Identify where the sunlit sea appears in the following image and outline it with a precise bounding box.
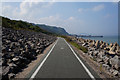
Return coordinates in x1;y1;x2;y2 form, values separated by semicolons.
80;36;120;46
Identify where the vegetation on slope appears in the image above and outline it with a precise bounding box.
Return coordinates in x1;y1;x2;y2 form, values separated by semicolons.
1;16;54;35
61;35;88;53
36;24;69;35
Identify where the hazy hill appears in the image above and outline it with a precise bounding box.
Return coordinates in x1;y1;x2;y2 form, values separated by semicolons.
2;16;69;36
36;24;69;35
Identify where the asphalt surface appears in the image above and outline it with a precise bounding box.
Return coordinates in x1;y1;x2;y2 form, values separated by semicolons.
31;37;99;79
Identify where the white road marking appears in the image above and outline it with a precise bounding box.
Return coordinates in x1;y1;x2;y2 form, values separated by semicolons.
64;38;95;80
60;47;64;49
29;38;59;79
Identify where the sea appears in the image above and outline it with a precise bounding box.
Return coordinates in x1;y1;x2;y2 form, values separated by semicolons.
79;36;120;46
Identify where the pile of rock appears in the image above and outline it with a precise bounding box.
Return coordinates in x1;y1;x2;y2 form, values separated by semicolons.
73;37;120;77
0;26;2;80
2;27;56;79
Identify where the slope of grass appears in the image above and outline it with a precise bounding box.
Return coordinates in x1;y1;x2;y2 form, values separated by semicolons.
1;16;55;35
70;41;88;53
60;35;88;53
36;24;69;35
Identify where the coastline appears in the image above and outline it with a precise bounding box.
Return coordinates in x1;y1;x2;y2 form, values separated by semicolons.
65;36;120;78
80;36;119;46
70;43;110;78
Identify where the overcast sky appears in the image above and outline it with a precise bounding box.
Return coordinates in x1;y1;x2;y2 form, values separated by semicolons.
2;1;118;36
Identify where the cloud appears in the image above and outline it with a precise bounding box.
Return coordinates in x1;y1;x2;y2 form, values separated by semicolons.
78;4;104;13
78;8;83;13
2;1;54;20
1;0;119;2
68;17;75;20
92;4;104;11
19;0;54;15
2;5;13;17
37;15;85;34
104;14;112;18
38;15;62;25
2;2;117;35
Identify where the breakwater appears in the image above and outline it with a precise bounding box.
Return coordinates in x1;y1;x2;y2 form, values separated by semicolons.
2;27;56;79
70;36;120;78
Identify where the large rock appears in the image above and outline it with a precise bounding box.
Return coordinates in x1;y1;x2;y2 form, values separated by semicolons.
89;40;95;47
2;27;57;79
2;66;10;76
109;55;119;70
95;40;100;49
100;42;106;49
100;41;103;45
82;43;88;46
112;70;118;76
113;42;118;47
109;46;117;55
102;64;110;70
12;57;19;62
110;46;116;52
103;56;109;64
109;43;113;48
116;46;120;54
97;51;105;59
8;73;15;79
93;51;99;56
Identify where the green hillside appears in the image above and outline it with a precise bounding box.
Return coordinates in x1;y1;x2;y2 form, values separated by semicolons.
1;16;53;35
36;24;69;35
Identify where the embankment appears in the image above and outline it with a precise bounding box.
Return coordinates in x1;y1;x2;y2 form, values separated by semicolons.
2;27;56;79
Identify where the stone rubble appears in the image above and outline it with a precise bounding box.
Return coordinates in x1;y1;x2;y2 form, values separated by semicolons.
70;36;120;78
2;27;56;79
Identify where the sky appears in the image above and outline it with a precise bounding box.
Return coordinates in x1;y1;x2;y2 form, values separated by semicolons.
1;1;118;36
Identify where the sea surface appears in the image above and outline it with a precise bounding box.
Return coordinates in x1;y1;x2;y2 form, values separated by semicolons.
80;36;120;46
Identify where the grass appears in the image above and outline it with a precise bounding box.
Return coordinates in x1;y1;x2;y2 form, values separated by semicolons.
91;57;97;61
70;41;88;53
60;35;88;53
100;64;103;74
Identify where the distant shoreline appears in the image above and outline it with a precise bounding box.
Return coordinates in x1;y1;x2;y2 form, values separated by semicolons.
73;34;103;38
79;36;103;37
79;36;119;46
